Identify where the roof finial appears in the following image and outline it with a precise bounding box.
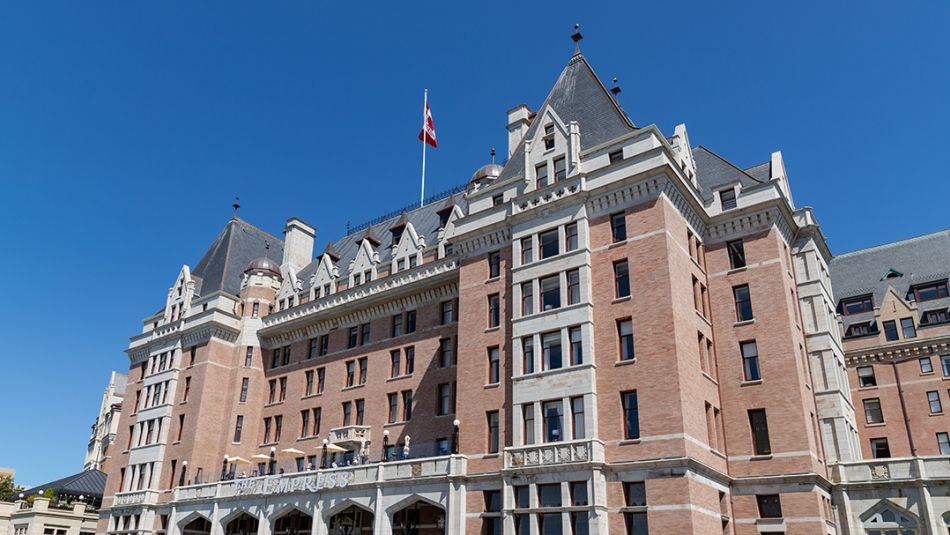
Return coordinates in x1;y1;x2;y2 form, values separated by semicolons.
264;240;270;252
232;197;241;218
571;24;583;54
610;78;622;96
490;147;496;164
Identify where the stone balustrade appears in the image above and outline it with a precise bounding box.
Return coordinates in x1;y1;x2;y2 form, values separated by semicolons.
504;439;605;469
832;455;950;484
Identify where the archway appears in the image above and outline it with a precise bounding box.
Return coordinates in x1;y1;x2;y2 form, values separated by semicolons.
224;513;259;535
863;502;918;535
328;505;373;535
182;516;212;535
392;501;445;535
274;509;312;535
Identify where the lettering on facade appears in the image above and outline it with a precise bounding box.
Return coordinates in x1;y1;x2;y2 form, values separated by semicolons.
234;472;351;496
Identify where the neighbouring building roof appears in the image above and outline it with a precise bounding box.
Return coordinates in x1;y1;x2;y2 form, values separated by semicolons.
496;52;636;183
20;469;107;501
692;146;766;203
191;217;284;296
830;230;950;306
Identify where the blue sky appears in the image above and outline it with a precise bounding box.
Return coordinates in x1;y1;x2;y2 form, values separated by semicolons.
1;1;949;485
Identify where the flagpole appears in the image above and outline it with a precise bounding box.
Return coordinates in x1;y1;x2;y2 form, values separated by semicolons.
420;89;428;208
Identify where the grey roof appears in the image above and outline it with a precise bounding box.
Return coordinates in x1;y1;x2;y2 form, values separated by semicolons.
191;217;284;296
496;52;636;183
692;146;766;202
21;469;107;500
744;161;771;182
297;194;466;286
830;230;950;324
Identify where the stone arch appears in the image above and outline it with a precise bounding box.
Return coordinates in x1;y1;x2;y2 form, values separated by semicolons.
222;511;259;535
385;493;445;515
178;512;213;534
860;499;919;532
325;499;374;535
324;497;374;518
271;505;313;535
390;497;445;535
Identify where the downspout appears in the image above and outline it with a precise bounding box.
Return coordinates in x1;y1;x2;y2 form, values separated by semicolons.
891;361;917;456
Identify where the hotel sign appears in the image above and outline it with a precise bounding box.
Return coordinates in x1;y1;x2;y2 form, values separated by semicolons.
234;472;351;496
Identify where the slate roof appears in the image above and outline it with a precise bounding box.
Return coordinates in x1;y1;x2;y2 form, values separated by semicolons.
692;146;766;203
191;217;284;296
297;194;467;286
496;52;636;183
21;469;107;500
744;161;771;182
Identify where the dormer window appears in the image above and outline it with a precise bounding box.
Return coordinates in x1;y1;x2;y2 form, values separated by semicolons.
720;188;737;210
554;157;566;181
537;163;549;188
391;230;401;248
543;124;555;150
922;308;950;325
840;294;873;315
906;280;949;302
609;150;623;164
844;321;878;338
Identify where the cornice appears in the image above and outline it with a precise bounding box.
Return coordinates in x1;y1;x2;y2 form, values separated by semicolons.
704;201;794;246
844;334;950;366
128;322;241;363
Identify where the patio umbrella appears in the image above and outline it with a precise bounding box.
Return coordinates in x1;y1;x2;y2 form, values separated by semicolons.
227;456;251;464
251;454;272;461
322;443;347;453
281;448;306;456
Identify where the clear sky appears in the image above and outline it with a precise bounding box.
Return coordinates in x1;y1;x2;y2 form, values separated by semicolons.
1;1;949;486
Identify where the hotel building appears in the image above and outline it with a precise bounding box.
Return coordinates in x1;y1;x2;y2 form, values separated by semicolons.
97;35;949;534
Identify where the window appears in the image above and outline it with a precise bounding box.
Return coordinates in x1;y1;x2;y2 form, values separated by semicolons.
345;361;355;387
553;156;566;181
537;162;550;188
522;337;535;374
251;302;260;318
542;331;562;370
240;377;249;402
719;187;737;210
244;347;254;367
273;415;282;442
906;280;949;302
492;194;503;206
927;391;942;413
733;285;753;321
271;349;280;369
622;391;640;439
233;416;243;442
846;321;877;338
355;399;365;425
741;341;761;381
624;511;648;534
943;355;950;376
312;408;321;436
864;398;884;424
358;357;367;385
318;335;328;356
624;481;646;507
482;491;502;535
612;260;631;298
901;317;917;339
920;357;934;374
406;310;416;333
756;495;782;518
359;323;370;346
521;237;533;264
542;400;563;442
316;368;325;393
521;282;534;315
279;377;287;401
523;404;535;445
569;327;583;365
938;432;950;455
748;409;771;455
870;438;890;458
857;366;877;387
341;401;352;426
540;276;560;311
183;377;191;402
441;300;455;324
565;223;578;251
610;212;627;242
488;251;501;278
727;239;746;269
268;379;277;404
438;383;452;416
618;319;634;361
571;396;585;439
922;308;950;325
487;411;499;453
282;346;291;366
388;393;398;423
539;229;559;259
303;371;315;397
308;338;318;359
300;410;310;437
488;294;500;328
883;320;899;341
566;269;581;305
841;294;874;315
392;314;403;337
347;327;358;348
609;149;624;163
488;347;500;384
390;350;401;377
405;346;415;374
439;338;454;368
263;417;272;444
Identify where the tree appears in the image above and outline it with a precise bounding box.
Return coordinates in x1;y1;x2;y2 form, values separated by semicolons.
0;475;25;502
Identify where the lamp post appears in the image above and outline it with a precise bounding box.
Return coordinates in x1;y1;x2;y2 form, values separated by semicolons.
221;455;229;480
181;460;188;486
382;429;390;462
322;439;329;469
452;419;460;455
269;447;276;475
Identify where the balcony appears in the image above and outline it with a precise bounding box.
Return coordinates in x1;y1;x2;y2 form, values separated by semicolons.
504;439;605;469
172;455;467;502
112;490;160;506
328;425;371;449
832;455;950;484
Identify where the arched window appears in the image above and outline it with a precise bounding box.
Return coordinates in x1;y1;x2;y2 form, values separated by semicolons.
863;504;918;535
273;510;312;535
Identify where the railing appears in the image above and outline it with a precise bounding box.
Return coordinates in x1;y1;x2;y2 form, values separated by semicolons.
328;425;371;446
113;490;160;506
173;455;466;502
832;456;950;484
504;439;605;469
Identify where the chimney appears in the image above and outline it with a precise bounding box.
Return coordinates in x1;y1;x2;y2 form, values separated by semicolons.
507;104;533;157
282;217;316;272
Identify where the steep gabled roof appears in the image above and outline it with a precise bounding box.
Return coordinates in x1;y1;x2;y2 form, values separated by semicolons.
497;52;636;183
191;217;284;296
692;146;766;202
21;469;107;500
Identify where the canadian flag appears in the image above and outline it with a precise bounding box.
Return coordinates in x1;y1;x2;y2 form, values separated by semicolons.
418;101;438;148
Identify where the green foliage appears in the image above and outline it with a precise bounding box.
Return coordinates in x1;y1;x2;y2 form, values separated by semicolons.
0;475;25;502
